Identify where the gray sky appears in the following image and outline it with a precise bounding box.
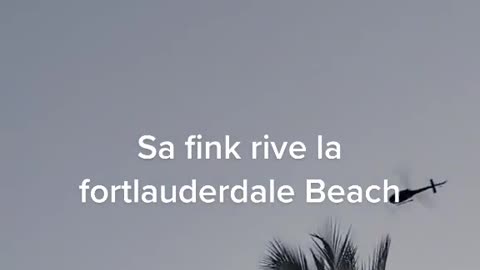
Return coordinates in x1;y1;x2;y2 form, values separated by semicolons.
1;1;479;269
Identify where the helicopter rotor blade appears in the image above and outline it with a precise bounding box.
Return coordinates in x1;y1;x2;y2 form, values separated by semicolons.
384;164;413;214
392;165;412;189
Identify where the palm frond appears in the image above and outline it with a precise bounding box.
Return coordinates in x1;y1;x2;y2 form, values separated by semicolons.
260;220;392;270
309;220;358;270
310;233;335;270
260;238;308;270
363;236;391;270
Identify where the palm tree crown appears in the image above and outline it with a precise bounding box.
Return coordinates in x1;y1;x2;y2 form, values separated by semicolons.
260;220;391;270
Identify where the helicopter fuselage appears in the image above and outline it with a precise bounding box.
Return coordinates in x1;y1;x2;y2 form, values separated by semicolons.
388;179;447;204
389;189;419;203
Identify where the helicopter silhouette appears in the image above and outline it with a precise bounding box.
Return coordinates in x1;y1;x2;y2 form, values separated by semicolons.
389;179;447;205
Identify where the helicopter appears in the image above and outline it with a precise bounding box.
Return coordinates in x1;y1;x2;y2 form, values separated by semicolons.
389;179;447;205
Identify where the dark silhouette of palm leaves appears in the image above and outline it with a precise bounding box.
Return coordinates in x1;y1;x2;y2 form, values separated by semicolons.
260;239;309;270
260;220;391;270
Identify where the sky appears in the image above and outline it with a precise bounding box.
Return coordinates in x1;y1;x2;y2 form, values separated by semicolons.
1;1;479;269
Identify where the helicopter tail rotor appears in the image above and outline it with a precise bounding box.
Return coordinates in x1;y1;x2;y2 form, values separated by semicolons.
430;179;437;194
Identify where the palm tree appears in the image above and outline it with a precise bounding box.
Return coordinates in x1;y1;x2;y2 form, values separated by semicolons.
260;220;391;270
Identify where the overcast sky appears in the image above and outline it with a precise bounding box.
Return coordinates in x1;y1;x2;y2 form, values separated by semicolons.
2;1;479;269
